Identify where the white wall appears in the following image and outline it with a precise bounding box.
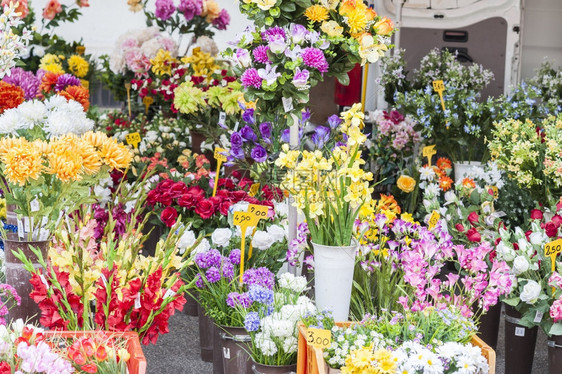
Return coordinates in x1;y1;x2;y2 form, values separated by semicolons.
33;0;250;56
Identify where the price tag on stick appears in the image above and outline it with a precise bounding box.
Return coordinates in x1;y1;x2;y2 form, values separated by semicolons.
422;145;437;166
432;80;446;112
249;183;261;197
126;132;142;149
212;148;228;197
307;328;332;349
143;96;154;115
233;211;253;285
428;210;440;230
545;238;562;294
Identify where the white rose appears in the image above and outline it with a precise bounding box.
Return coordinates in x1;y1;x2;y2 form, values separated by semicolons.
497;241;516;262
267;224;286;243
512;256;530;275
178;230;196;254
529;232;545;246
193;238;210;254
274;202;288;218
252;231;274;250
520;280;541;304
517;238;531;254
212;228;232;247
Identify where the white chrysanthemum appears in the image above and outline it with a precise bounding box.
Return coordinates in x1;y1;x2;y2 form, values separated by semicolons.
44;95;68;110
16;100;46;128
0;108;23;135
419;166;435;181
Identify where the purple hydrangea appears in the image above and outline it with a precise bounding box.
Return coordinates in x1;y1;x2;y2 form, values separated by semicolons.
195;274;204;288
252;45;270;64
3;68;40;100
259;122;272;140
226;292;252;309
240;125;257;142
205;266;221;283
222;260;234;280
242;108;255;124
248;285;274;305
230;132;243;148
178;0;202;21
241;68;262;89
244;312;260;332
228;249;241;265
250;145;267;163
301;47;329;73
155;0;175;20
54;74;81;92
242;267;275;289
212;9;230;30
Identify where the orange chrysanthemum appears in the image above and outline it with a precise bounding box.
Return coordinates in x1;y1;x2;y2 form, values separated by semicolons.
461;178;476;189
100;138;133;170
0;137;27;155
305;5;329;23
46;135;84;182
40;71;62;93
58;85;90;111
1;140;44;186
376;193;401;215
78;140;102;175
439;176;454;192
0;81;25;114
436;157;452;171
432;165;443;178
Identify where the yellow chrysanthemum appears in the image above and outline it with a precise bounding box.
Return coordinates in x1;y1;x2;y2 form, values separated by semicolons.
151;49;178;76
77;140;102;175
39;54;65;74
100;138;133;170
305;5;329;23
40;63;65;74
1;140;44;186
68;55;89;78
46;139;84;182
82;131;110;149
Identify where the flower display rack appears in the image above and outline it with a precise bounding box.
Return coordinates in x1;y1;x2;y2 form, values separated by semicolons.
295;322;496;374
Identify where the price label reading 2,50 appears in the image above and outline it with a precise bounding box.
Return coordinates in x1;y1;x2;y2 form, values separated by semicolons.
307;328;331;349
545;239;562;257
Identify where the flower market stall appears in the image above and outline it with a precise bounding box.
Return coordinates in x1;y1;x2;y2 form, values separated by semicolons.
0;0;561;373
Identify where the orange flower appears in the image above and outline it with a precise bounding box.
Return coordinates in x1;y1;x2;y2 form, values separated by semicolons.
374;16;393;35
376;193;401;215
40;71;62;93
1;139;44;186
0;82;24;114
439;176;454;191
432;165;443;178
42;0;62;20
58;85;90;111
1;0;29;18
436;157;452;171
95;345;107;361
461;178;476;189
100;138;133;170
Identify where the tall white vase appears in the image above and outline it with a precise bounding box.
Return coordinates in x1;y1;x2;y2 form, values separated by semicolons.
453;161;483;183
312;240;358;321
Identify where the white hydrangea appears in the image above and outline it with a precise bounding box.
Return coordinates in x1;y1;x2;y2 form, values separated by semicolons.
278;273;308;293
255;332;277;356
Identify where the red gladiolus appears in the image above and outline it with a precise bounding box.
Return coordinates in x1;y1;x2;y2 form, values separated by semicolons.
80;364;98;373
467;212;479;226
195;199;216;219
160;206;178;227
466;228;481;242
530;209;543;220
146;190;159;205
545;222;558;238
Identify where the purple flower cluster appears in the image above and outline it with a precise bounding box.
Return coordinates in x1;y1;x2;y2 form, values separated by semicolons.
54;74;81;92
228;109;274;163
242;267;275;289
301;47;329;73
3;67;40;100
287;222;309;267
226;292;252;308
195;249;236;287
244;311;260;332
248;285;274;305
178;0;202;21
229;249;241;265
252;45;270;64
155;0;176;20
240;68;262;89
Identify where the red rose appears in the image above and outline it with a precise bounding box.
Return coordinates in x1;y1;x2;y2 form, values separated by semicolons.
467;212;479;226
231;190;248;202
219;200;232;216
160;207;178;227
239;177;254;190
218;178;235;190
195;199;217;219
466;228;481;242
552;215;562;228
187;185;205;197
0;362;11;374
159;192;173;206
455;223;465;232
147;190;159;205
513;242;519;251
159;179;174;190
177;193;201;209
169;182;188;198
545;222;559;238
530;209;543;220
495;237;502;246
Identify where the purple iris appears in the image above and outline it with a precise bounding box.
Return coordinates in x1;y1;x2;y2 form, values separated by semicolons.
327;114;342;129
301;109;311;124
251;145;267;163
242;108;255;125
240;125;258;142
259;122;272;140
311;126;330;149
230;146;245;159
230;132;243;149
281;128;304;143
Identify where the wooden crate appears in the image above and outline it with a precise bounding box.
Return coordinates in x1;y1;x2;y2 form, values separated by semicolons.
296;323;496;374
43;331;147;374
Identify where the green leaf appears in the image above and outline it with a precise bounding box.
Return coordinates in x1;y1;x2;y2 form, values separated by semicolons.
334;72;350;86
504;297;520;306
550;323;562;336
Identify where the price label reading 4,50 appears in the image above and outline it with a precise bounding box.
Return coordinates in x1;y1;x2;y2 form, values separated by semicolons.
233;212;253;227
307;328;331;349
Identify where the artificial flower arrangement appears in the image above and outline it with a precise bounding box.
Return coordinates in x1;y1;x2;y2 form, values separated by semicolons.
0;2;31;79
275;103;373;246
497;203;562;329
237;273;316;366
14;199;198;345
488;114;562;206
0;319;133;373
0;132;132;241
133;0;229;46
303;307;489;374
390;48;495;162
367;109;422;187
37;48;95;88
229;0;394;126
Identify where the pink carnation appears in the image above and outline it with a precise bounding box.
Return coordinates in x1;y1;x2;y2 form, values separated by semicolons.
241;68;262;89
301;47;329;73
551;299;562;323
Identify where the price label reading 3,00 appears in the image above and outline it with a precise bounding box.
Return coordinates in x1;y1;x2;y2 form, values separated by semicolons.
307;328;331;349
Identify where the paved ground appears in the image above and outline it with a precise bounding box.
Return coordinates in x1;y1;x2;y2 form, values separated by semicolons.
144;308;550;374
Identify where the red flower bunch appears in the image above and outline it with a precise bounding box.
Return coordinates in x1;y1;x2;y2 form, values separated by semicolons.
29;268;84;330
93;267;186;345
0;81;25;114
67;335;114;372
528;204;562;238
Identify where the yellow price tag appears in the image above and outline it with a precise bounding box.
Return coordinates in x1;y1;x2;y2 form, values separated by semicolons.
422;145;437;166
545;239;562;273
212;148;228;197
249;183;261;197
307;328;332;349
487;186;499;199
142;96;154;114
233;211;254;285
248;204;269;221
126;132;141;149
428;210;440;230
432;80;446;112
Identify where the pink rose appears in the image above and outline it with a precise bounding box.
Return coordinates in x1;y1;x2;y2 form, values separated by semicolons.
43;0;62;20
530;209;543;220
